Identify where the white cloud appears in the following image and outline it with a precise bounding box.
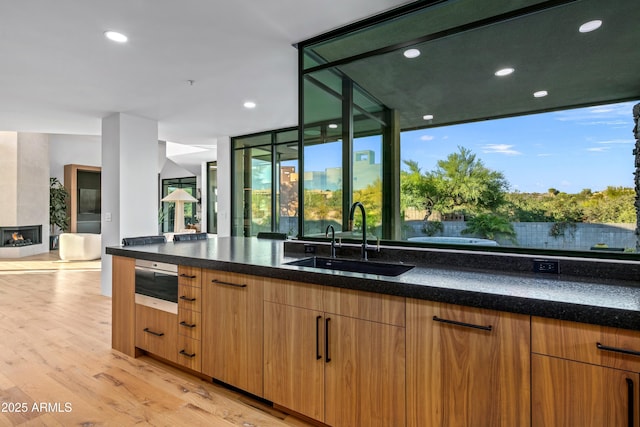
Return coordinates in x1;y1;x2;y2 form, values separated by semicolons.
420;135;435;141
553;101;636;124
595;139;634;145
537;153;552;157
587;147;609;152
482;144;521;155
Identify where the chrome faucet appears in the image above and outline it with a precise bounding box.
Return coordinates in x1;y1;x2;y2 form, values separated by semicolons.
348;202;367;260
325;224;337;259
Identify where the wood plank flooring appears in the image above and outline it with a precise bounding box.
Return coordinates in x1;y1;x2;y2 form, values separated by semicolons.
0;251;100;272
0;257;313;426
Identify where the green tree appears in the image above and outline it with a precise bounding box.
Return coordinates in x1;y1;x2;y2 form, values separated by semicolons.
401;146;509;218
582;186;636;223
353;178;382;237
461;213;517;243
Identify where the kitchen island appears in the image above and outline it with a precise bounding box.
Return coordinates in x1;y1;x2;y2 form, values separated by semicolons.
107;236;640;427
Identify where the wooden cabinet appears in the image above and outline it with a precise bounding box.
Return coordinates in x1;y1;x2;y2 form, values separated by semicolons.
406;299;530;427
176;266;202;371
264;280;406;427
532;317;640;427
264;301;325;420
112;256;135;357
201;269;264;396
135;304;178;363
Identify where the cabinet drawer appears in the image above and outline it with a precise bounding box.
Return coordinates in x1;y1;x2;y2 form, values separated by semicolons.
532;316;640;372
176;336;201;372
178;284;201;312
135;304;177;363
324;287;405;326
178;266;202;288
264;278;323;310
178;309;201;340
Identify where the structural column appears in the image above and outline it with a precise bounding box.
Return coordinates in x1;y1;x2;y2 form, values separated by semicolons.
101;113;158;296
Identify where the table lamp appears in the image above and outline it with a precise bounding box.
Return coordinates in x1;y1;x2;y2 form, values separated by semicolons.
161;189;198;232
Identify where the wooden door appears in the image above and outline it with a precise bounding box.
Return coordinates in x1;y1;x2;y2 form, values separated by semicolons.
533;354;640;427
407;299;530;427
324;314;406;427
201;270;264;396
263;301;325;422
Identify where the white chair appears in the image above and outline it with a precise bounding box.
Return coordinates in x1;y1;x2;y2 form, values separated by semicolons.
59;233;102;261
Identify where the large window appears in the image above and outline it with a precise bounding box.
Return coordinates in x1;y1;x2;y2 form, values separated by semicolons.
299;0;640;256
232;128;299;237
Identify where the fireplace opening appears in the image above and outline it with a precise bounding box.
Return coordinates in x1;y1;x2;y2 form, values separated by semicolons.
0;225;42;247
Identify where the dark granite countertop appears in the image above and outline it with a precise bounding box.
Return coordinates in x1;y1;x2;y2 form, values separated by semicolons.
106;236;640;331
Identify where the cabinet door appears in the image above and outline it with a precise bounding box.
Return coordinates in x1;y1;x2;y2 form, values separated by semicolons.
201;270;264;396
324;314;406;427
407;300;530;427
263;301;325;422
532;354;639;427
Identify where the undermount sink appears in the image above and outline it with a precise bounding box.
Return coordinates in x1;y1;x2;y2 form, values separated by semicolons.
285;256;414;277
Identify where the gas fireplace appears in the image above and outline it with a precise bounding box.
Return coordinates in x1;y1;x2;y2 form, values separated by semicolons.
0;225;42;247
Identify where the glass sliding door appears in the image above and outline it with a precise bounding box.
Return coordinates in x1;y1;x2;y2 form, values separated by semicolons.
207;162;217;234
232;128;300;238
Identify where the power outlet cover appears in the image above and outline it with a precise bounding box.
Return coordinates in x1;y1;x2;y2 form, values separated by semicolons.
533;259;559;274
304;244;317;254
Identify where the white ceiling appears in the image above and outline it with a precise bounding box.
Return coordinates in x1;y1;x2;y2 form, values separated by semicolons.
0;0;414;149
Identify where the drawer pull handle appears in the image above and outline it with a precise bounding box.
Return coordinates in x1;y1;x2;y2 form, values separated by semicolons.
180;321;197;329
180;274;197;279
179;295;197;302
433;316;493;331
179;349;196;358
143;328;164;337
596;342;640;357
211;279;247;288
627;378;634;427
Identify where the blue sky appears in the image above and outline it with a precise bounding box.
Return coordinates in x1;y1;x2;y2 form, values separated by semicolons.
305;100;638;194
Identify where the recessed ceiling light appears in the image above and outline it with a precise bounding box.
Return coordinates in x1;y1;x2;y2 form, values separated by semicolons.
533;90;548;98
423;114;434;120
104;31;128;43
328;123;338;129
495;68;515;77
579;20;602;33
243;101;257;109
403;48;421;59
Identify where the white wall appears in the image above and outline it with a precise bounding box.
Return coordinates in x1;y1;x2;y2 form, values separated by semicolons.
217;136;231;237
101;113;159;296
49;134;101;181
0;132;50;257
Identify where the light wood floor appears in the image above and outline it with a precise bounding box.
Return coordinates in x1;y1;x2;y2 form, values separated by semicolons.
0;259;313;426
0;251;100;272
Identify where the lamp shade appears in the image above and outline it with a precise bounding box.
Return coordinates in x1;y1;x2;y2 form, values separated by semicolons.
161;189;197;232
161;188;197;203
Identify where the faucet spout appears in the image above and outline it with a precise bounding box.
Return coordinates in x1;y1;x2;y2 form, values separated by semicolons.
325;225;336;259
348;202;367;260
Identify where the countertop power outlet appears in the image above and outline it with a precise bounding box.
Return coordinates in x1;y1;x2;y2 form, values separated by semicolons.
304;244;317;254
533;259;559;274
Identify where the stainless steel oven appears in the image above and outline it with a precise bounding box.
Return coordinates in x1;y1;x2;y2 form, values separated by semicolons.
134;259;178;314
